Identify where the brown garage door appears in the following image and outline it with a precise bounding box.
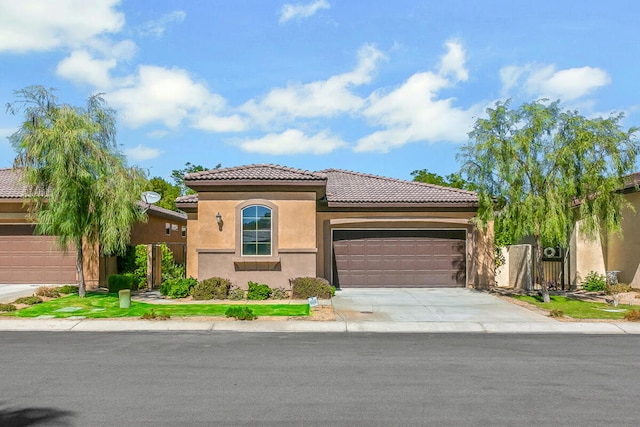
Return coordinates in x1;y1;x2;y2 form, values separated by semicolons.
332;229;466;288
0;225;77;284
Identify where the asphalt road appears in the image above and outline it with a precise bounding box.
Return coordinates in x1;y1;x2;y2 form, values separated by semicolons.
1;332;639;426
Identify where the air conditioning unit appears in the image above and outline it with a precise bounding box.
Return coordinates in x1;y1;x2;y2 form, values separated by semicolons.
542;247;562;259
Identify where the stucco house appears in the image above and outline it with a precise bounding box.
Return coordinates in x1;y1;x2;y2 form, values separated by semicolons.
570;172;640;288
176;164;494;290
0;168;187;287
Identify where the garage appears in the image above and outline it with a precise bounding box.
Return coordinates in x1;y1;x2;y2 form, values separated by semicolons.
332;229;466;288
0;225;77;284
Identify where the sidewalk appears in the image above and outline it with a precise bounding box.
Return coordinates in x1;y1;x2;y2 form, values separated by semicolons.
1;317;640;334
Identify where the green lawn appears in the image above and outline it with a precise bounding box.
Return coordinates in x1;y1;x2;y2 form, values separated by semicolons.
513;295;639;320
2;293;310;319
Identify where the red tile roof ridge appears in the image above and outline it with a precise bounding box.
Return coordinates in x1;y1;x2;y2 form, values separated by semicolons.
320;168;478;196
185;163;326;180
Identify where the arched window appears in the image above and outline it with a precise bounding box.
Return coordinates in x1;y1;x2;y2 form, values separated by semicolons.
241;205;272;256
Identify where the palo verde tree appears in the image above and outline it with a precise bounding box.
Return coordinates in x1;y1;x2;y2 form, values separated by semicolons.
459;99;638;302
7;86;147;297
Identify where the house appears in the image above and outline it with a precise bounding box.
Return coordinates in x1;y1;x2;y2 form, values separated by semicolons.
176;164;494;289
570;172;640;288
0;168;187;287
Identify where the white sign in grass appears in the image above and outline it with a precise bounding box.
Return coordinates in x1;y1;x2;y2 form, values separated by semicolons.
307;296;318;307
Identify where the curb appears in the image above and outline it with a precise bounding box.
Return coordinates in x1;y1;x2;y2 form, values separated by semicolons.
1;318;639;334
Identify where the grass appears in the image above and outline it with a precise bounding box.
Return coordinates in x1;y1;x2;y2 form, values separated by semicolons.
513;295;639;320
1;293;309;319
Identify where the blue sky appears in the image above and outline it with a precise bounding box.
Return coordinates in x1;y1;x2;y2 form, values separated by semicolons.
1;0;638;182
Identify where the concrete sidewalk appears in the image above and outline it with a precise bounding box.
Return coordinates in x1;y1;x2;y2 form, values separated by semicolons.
1;317;640;333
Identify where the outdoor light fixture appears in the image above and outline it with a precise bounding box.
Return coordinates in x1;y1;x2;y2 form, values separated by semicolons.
216;212;223;231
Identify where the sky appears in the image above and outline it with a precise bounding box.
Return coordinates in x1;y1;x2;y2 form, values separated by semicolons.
1;0;638;182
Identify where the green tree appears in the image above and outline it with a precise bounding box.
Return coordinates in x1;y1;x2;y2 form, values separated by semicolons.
7;86;147;297
411;169;476;190
146;176;181;211
459;99;638;302
171;162;220;195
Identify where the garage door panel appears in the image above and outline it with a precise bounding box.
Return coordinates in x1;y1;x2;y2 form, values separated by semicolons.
0;235;77;284
333;229;466;288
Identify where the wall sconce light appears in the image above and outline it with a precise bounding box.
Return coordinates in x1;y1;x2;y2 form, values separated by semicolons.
215;212;223;231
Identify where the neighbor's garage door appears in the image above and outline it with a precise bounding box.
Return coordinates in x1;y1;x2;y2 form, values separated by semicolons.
333;229;466;288
0;225;77;284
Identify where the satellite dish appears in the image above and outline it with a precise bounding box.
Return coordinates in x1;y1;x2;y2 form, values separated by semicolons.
141;191;161;205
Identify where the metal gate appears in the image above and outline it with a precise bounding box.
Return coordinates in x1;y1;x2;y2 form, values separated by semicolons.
536;247;569;290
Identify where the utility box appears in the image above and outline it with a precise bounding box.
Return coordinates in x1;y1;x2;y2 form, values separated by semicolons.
119;289;131;308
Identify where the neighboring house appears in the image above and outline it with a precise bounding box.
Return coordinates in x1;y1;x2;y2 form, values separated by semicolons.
571;172;640;288
0;168;187;287
176;164;494;290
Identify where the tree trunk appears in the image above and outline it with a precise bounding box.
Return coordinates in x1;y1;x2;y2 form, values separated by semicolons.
76;241;85;298
535;237;550;303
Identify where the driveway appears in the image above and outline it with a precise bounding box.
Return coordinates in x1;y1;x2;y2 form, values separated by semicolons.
332;288;554;322
0;284;42;303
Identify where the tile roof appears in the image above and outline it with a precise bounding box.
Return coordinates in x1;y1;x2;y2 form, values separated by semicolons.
624;172;640;190
185;164;326;182
0;168;29;198
321;169;479;205
177;165;479;206
175;194;198;204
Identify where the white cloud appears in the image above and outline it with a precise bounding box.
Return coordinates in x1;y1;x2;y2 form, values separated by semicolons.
241;44;385;125
146;130;170;139
355;40;478;152
0;0;124;53
124;144;161;162
438;40;468;82
0;127;17;146
500;64;611;101
279;0;330;23
140;10;186;37
105;65;244;132
56;50;117;88
238;129;346;155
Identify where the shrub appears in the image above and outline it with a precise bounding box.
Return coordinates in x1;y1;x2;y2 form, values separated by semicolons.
581;271;607;292
191;277;231;300
270;287;287;300
225;306;256;320
35;286;60;298
0;303;16;312
228;287;245;301
141;309;170;320
330;286;336;297
14;296;43;305
160;277;197;299
247;281;272;300
624;310;640;321
58;285;79;294
107;274;135;293
549;309;564;318
291;277;332;299
606;283;633;295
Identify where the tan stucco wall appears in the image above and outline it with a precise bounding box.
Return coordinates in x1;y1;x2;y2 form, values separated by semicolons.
605;192;640;287
0;201;30;223
130;214;186;245
571;220;607;288
186;191;317;287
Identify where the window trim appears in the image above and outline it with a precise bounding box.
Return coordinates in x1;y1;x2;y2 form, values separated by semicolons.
165;222;170;236
235;200;278;258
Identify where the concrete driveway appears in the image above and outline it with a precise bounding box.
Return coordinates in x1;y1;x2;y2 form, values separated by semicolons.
0;284;42;303
332;288;554;322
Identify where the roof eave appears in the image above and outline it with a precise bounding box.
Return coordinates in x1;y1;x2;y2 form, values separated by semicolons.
324;201;479;209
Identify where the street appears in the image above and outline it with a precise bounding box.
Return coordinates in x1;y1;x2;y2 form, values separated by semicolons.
1;332;639;426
